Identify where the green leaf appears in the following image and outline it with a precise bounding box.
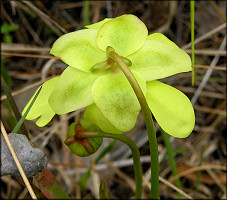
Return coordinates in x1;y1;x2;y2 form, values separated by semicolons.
1;22;19;34
85;18;112;30
146;81;195;138
96;14;148;57
129;39;192;82
34;169;71;199
84;104;122;134
79;170;91;192
22;77;58;127
49;67;98;115
99;179;109;199
95;140;116;163
92;71;146;132
4;34;13;44
50;29;106;72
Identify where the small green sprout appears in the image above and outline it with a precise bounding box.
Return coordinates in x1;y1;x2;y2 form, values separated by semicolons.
1;22;19;44
23;14;195;138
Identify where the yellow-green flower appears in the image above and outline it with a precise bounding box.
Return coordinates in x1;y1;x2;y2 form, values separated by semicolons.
23;14;195;138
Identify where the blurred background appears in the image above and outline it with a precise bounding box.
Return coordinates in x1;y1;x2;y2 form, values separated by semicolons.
1;1;226;199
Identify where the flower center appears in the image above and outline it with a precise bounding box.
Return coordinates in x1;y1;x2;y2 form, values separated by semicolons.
90;46;132;74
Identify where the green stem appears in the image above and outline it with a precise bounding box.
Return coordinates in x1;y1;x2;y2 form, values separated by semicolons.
109;49;159;199
161;129;182;198
83;0;90;26
190;0;195;86
195;146;205;198
77;131;142;199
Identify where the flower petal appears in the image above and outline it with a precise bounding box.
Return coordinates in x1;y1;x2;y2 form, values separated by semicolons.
85;18;112;30
147;33;178;47
92;70;146;132
22;77;59;127
146;81;195;138
50;29;106;72
84;104;122;134
128;37;191;81
49;67;99;114
96;14;148;57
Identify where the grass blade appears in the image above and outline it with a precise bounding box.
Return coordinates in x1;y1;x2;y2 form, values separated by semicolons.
99;179;109;199
12;86;42;133
161;129;183;198
195;146;205;198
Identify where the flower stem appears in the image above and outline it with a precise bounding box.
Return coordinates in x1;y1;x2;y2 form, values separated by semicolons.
77;131;142;199
190;0;195;86
109;49;159;199
83;0;90;26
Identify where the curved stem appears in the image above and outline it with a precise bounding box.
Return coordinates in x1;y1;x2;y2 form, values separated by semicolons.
77;131;143;199
109;50;159;199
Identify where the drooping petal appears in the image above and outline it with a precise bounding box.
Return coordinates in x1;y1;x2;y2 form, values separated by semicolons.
84;104;122;134
96;14;148;57
50;29;106;72
147;33;178;47
85;18;112;30
49;67;99;115
22;77;59;127
128;37;191;82
92;70;146;132
146;81;195;138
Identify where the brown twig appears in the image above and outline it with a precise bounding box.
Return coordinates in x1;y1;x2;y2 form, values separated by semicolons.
22;1;67;36
195;65;226;71
170;165;226;182
1;121;37;199
182;23;226;50
185;49;226;56
194;105;226;116
1;52;57;59
2;43;51;52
